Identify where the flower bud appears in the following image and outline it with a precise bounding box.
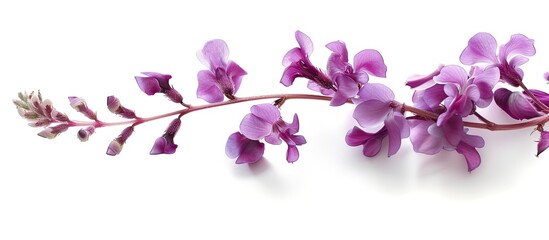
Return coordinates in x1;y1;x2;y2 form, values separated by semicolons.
68;96;97;120
37;124;69;139
106;96;137;119
106;126;134;156
77;126;95;142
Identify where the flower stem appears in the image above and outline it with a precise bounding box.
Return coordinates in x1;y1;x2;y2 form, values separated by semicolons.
66;93;548;133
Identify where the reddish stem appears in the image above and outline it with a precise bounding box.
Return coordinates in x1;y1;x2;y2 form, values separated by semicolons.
67;93;548;132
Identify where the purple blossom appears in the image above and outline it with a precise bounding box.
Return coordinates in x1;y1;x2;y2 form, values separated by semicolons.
237;103;306;163
528;89;549;109
150;118;181;155
460;32;535;87
406;66;448;112
537;131;549;157
345;126;387;157
351;83;410;157
281;31;334;91
409;115;485;172
225;132;265;164
325;41;387;106
433;65;500;125
494;88;541;120
197;39;247;103
135;72;183;104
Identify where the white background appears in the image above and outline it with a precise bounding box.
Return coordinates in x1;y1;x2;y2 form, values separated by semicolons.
1;0;549;239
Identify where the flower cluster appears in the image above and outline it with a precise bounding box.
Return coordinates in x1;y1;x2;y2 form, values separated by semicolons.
13;31;549;172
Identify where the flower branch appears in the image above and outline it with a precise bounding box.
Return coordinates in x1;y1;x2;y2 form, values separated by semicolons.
14;30;549;171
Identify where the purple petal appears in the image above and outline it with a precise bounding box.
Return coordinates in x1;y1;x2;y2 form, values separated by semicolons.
464;84;480;102
240;114;273;140
197;70;224;103
327;54;349;78
443;84;459;98
250;104;280;124
413;84;447;110
472;66;500;89
287;114;300;135
225;132;265;164
434;65;468;86
537;131;549;157
150;136;177;155
353;100;391;132
280;65;302;87
282;48;306;67
461;132;485;149
494;88;541;120
290;135;307;146
307;80;335;95
345;126;373;146
106;140;122;156
438;94;472;126
353;49;387;78
509;55;529;69
459;32;498;65
475;82;494;108
356;83;395;102
265;133;282;145
529;89;549;106
363;137;383;157
456;142;482;172
326;41;348;62
498;34;536;63
405;65;443;89
226;61;247;93
198;39;229;69
441;115;464;147
135;76;161;95
286;145;300;163
384;112;410;157
295;31;313;56
141;72;172;87
409;120;443;155
330;75;359;106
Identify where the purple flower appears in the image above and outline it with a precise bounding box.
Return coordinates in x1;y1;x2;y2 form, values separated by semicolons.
433;65;500;125
494;88;541;120
345;126;387;157
460;32;535;87
528;89;549;109
406;65;448;112
351;83;410;157
537;131;549;157
281;31;334;91
325;41;387;106
409;115;485;172
237;103;306;163
150;118;181;155
197;39;247;103
225;132;265;164
135;72;183;104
